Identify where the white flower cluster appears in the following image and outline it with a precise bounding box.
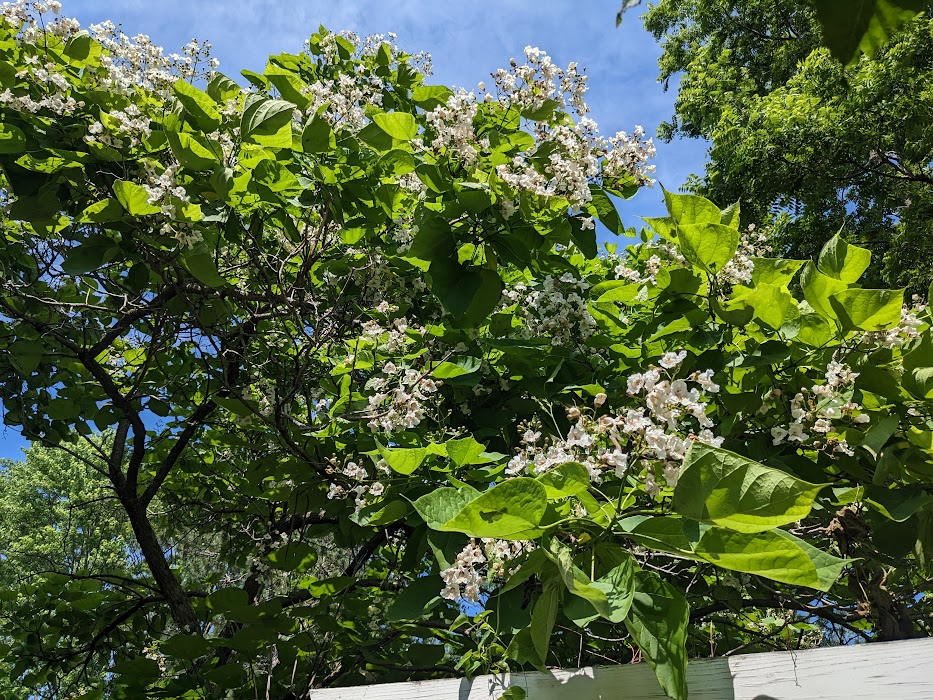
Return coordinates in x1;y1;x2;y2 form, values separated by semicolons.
718;223;772;287
501;273;597;348
769;360;867;456
623;355;723;494
601;126;658;187
505;358;722;495
332;250;427;308
142;163;190;216
495;117;655;209
86;104;152;149
492;45;589;116
505;415;614;482
305;71;382;132
0;31;81;115
482;47;656;207
615;254;661;284
0;1;215;111
861;296;927;348
439;538;535;603
89;21;216;94
0;72;79;115
326;459;385;509
424;89;479;166
360;314;411;353
365;362;440;433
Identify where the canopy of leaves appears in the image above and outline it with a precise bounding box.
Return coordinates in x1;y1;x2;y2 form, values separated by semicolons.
641;0;933;296
0;4;931;700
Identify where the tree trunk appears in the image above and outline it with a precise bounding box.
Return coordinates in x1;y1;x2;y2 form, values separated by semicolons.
125;499;200;633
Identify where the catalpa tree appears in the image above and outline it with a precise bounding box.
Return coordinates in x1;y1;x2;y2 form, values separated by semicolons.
0;2;931;699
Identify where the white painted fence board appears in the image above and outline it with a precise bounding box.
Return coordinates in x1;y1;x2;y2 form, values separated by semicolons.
308;637;933;699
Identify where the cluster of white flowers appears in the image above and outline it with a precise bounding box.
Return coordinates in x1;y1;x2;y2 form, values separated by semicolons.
492;45;589;116
85;104;152;149
623;354;723;494
302;32;428;133
142;163;189;216
501;273;597;347
439;538;535;603
615;254;661;284
718;223;772;286
505;357;721;495
388;220;416;252
505;414;611;482
495;117;655;209
89;21;216;94
326;459;385;509
0;0;216;114
769;360;868;456
424;89;480;165
360;314;412;353
0;74;79;115
328;250;427;309
365;362;440;433
0;37;80;114
483;47;656;207
601;126;658;187
304;71;382;132
861;296;927;348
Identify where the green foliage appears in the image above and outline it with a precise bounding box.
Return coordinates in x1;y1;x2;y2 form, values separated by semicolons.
0;7;931;700
642;0;933;297
814;0;926;64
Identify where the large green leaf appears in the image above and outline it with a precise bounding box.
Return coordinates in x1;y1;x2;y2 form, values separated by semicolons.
167;132;219;170
903;331;933;399
586;186;624;235
428;258;502;326
387;576;443;622
676;222;739;273
444;436;489;467
730;282;799;330
441;478;548;538
264;541;317;572
829;287;904;330
75;198;123;224
182;246;228;288
529;585;559;663
751;258;805;287
537;462;590;500
241;95;295;148
301;115;336;153
814;0;925;65
817;234;871;283
9;339;44;375
412;84;454;109
372;111;418;140
695;528;847;592
624;571;689;700
674;442;828;533
174;79;222;131
412;486;479;530
663;188;721;225
0;123;26;153
800;261;846;319
113;180;160;216
376;443;429;475
624;516;847;591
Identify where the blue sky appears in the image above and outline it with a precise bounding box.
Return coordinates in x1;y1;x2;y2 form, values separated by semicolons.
0;0;707;460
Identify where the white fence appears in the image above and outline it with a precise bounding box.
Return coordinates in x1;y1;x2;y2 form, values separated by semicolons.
309;637;933;699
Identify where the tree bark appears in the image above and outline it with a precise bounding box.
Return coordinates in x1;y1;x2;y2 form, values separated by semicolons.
124;498;200;633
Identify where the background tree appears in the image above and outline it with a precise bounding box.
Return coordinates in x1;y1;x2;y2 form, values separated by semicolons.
640;0;933;295
0;438;143;698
